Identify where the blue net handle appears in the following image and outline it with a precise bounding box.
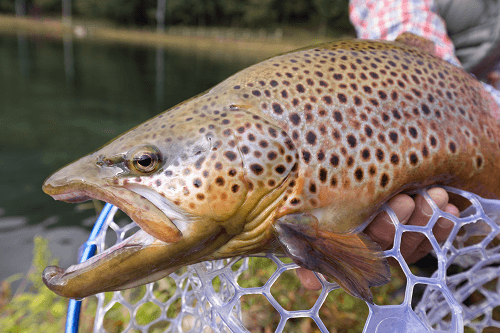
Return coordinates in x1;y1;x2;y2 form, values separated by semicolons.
65;203;116;333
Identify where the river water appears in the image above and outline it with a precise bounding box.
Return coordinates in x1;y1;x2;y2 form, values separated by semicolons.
0;33;258;283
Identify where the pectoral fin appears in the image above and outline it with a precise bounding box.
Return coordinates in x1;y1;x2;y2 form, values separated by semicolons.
274;213;391;303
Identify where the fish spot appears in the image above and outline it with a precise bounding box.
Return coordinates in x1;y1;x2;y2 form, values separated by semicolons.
250;164;264;175
354;96;362;106
302;150;311;163
333;73;343;80
476;156;483;168
215;176;225;186
224;151;237;161
337;93;347;104
323;95;333;105
391;91;398;101
196;193;205;200
388;131;398;144
193;178;202;188
430;136;437;147
330;154;339;167
421;104;431;115
259;140;269;148
319;168;328;183
252;90;261;97
309;182;317;193
296;84;305;93
272;103;284;115
391;109;401;120
290;198;301;205
369;165;377;176
347;134;357;148
330;176;338;187
306;131;317;145
390;153;400;165
333;111;343;123
248;134;256;141
317;150;325;161
409;127;418;139
378;91;388;100
449;142;457;153
332;129;341;140
270;80;278;87
422;145;429;157
365;125;373;138
361;148;370;160
289;113;301;126
409;152;419;166
354;168;364;181
380;173;389;188
347;156;354;167
228;169;237;177
275;164;286;174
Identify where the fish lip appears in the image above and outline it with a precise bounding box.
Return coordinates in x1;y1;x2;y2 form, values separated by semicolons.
43;179;183;243
41;229;162;299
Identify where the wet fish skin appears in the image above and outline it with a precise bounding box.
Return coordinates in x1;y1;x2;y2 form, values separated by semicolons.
42;34;500;302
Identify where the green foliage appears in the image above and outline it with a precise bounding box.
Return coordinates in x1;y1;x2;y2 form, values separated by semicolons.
0;236;67;332
13;0;353;33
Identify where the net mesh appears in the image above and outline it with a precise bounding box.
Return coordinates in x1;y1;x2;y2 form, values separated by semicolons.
83;186;500;332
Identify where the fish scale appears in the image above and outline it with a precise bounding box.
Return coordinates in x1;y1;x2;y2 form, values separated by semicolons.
42;34;500;302
210;37;500;232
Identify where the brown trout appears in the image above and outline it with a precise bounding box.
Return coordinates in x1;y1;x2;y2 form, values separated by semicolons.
42;33;500;303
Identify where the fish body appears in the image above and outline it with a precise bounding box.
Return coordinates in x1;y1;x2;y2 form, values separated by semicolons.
42;34;500;302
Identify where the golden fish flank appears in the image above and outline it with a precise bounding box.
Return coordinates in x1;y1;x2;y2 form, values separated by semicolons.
42;33;500;303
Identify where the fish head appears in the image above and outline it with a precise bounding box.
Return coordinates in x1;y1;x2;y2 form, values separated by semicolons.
42;96;297;299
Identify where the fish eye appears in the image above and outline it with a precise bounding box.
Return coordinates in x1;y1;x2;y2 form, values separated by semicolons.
128;146;162;174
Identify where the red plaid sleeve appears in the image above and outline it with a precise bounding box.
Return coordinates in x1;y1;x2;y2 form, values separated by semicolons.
349;0;461;67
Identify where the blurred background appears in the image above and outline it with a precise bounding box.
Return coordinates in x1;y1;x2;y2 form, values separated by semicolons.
0;0;354;304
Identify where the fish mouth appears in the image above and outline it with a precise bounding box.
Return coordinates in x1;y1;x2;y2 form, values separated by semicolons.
50;190;92;203
43;177;183;244
41;166;190;298
41;168;231;299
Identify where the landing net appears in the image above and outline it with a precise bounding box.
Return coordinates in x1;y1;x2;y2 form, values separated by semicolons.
67;186;500;332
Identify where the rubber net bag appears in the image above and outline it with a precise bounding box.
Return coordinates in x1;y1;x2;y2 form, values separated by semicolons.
78;186;500;332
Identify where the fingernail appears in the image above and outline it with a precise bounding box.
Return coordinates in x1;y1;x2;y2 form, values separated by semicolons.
422;203;433;217
438;218;454;228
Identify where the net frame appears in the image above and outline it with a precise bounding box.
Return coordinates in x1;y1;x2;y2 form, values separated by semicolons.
66;186;500;332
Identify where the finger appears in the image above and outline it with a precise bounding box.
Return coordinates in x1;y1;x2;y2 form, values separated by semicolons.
433;203;459;244
364;194;415;251
401;188;455;262
405;204;458;263
296;268;322;291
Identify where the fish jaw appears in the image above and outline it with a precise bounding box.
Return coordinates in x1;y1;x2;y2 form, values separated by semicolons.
41;153;235;299
42;153;182;243
42;227;231;299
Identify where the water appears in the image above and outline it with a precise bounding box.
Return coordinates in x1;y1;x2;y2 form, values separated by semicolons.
0;32;258;283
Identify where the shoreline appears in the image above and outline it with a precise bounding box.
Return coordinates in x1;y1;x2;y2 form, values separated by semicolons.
0;14;340;60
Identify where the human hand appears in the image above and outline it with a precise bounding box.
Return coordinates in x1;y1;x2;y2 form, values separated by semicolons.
296;187;460;290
